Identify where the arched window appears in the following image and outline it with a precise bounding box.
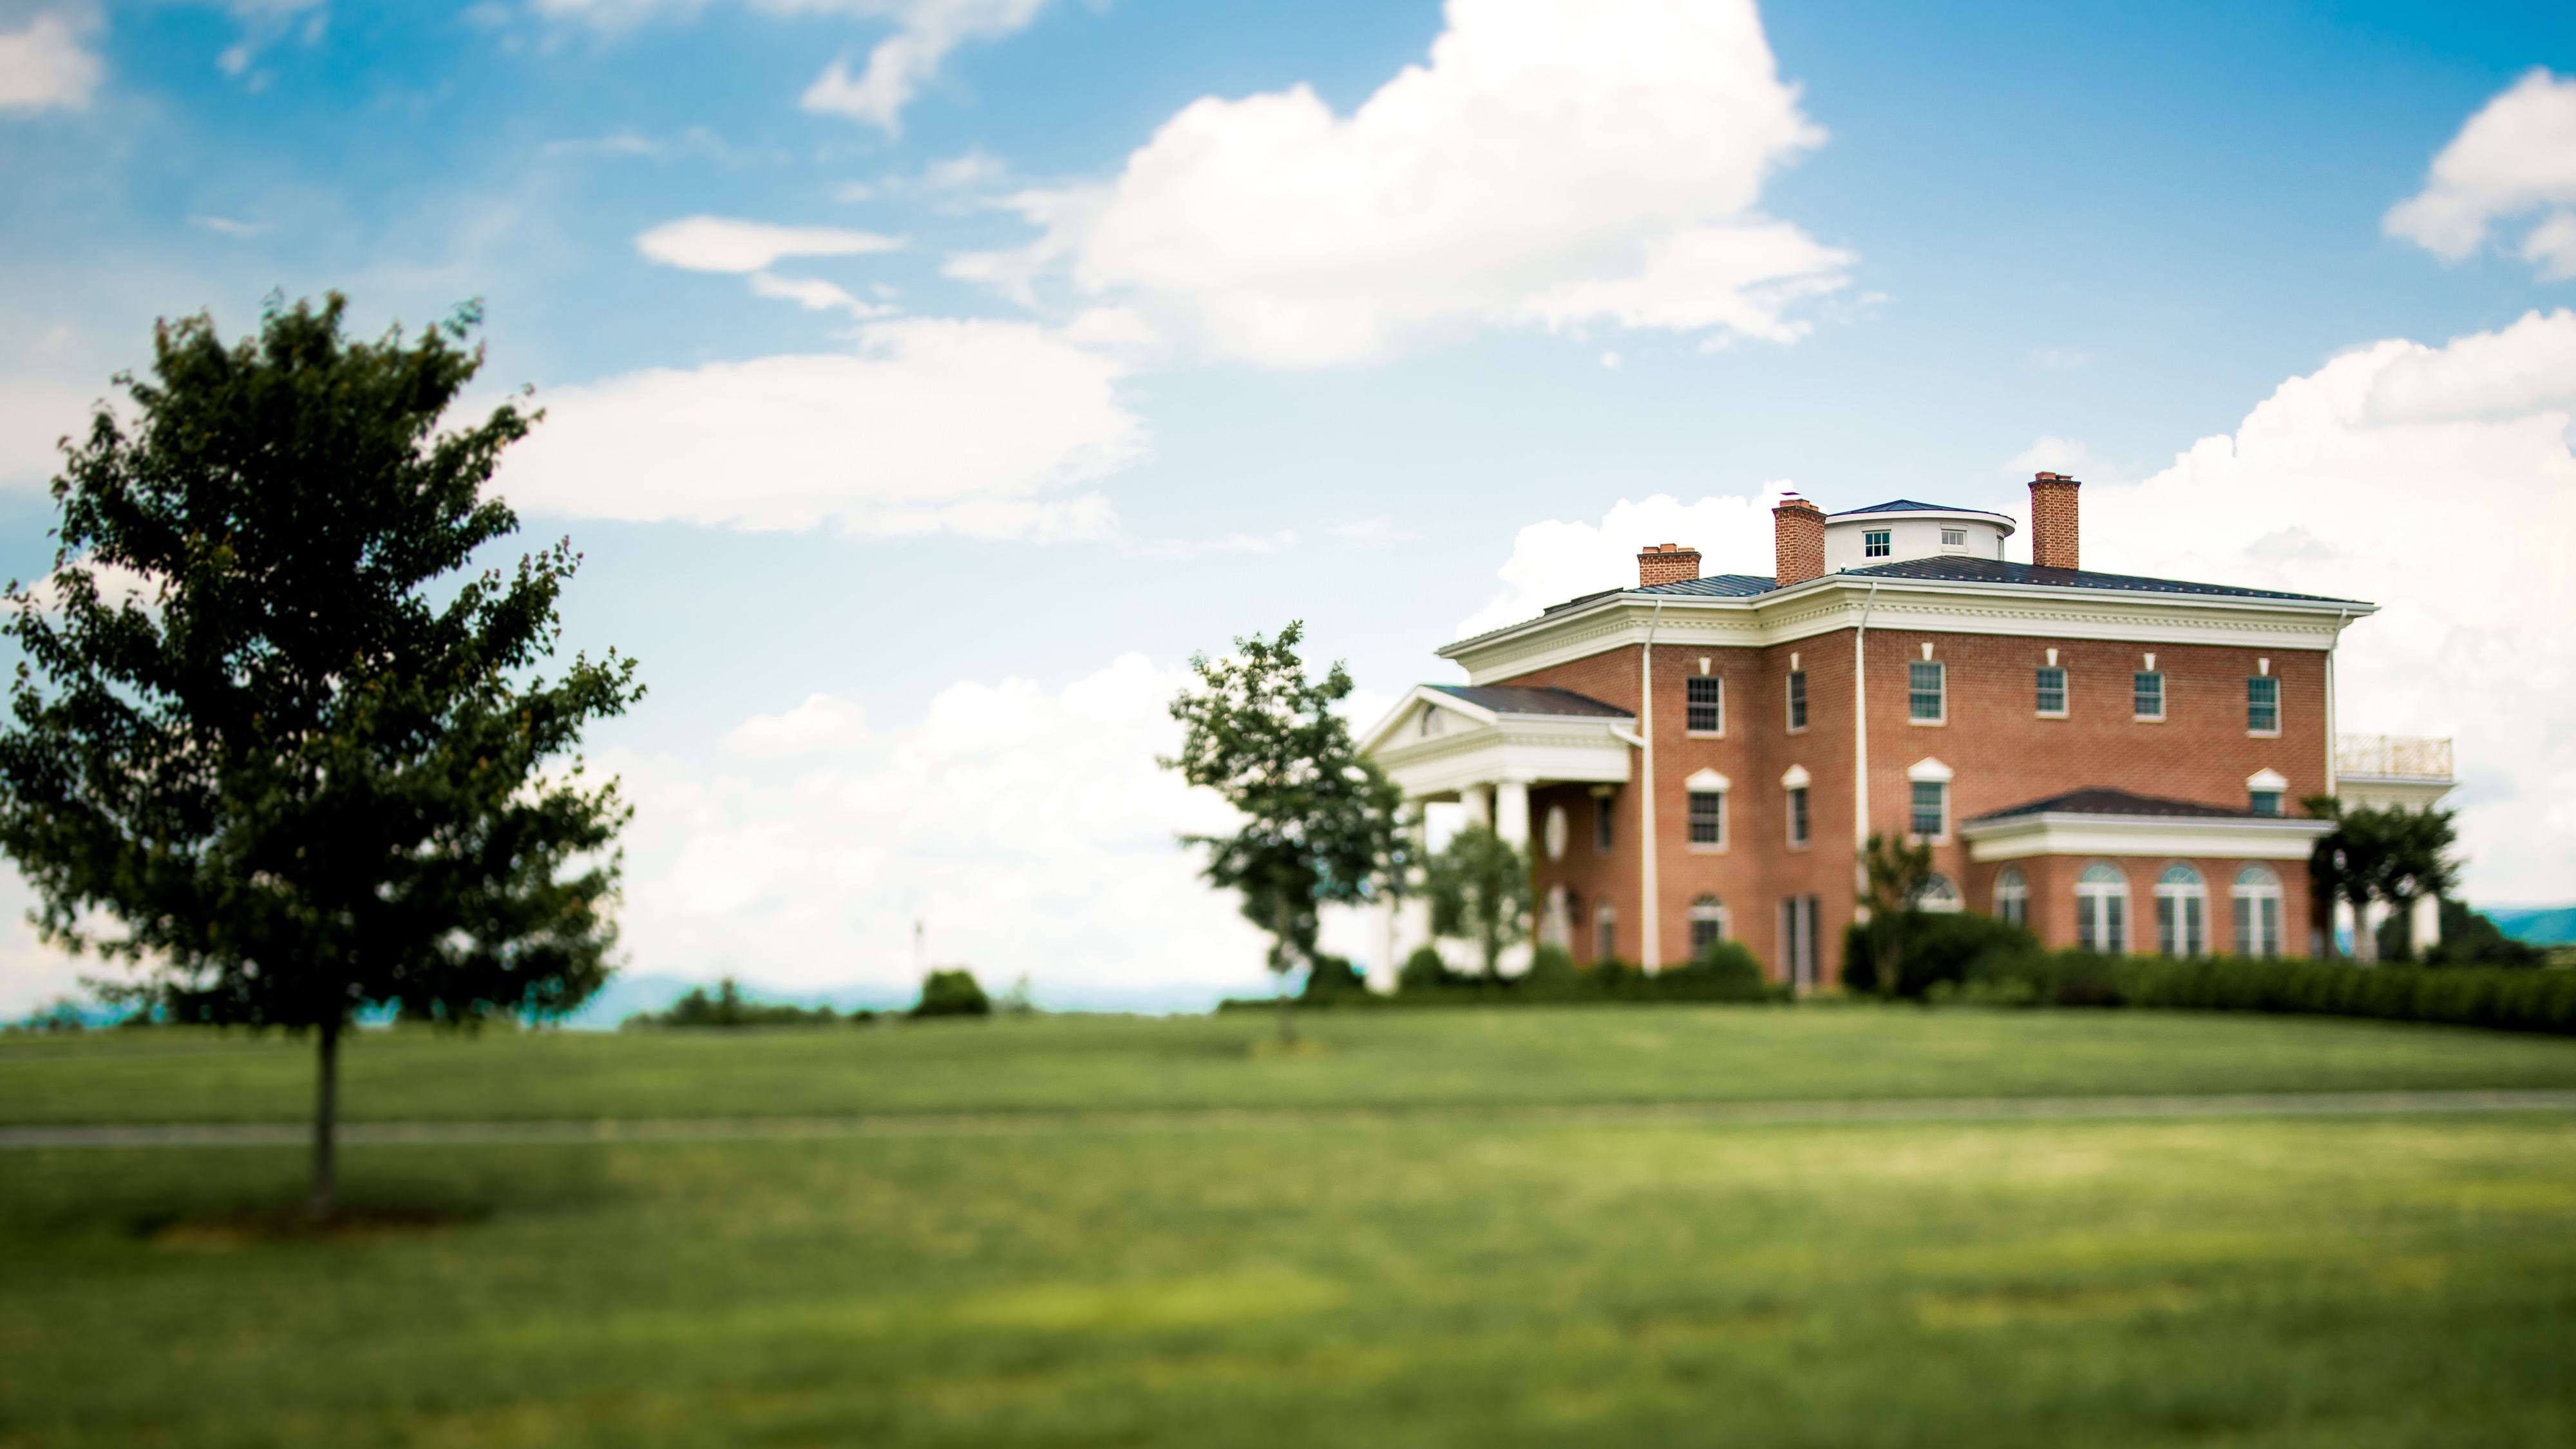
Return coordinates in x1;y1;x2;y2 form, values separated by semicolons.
2076;862;2127;954
2232;864;2284;959
1689;895;1728;951
1594;901;1616;964
1913;873;1962;913
1541;885;1570;949
2155;862;2207;956
1993;866;2029;927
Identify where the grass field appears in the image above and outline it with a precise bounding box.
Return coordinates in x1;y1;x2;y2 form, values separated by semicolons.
5;1008;2575;1446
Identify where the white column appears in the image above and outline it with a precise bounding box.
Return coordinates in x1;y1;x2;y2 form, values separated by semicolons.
1374;894;1400;993
1462;785;1492;830
2412;893;2441;956
1493;780;1531;849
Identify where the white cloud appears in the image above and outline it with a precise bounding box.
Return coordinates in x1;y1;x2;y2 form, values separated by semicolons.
959;0;1849;368
719;693;873;760
2084;311;2576;902
2385;68;2576;278
2002;434;2128;489
800;0;1047;134
605;652;1280;1003
1456;486;1792;639
0;11;102;113
494;317;1147;538
636;214;903;273
188;214;269;238
747;270;896;317
0;374;95;489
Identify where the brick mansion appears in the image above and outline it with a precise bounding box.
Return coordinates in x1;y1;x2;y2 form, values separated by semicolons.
1360;475;2453;988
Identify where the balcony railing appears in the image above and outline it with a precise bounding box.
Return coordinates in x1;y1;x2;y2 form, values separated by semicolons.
2335;734;2452;781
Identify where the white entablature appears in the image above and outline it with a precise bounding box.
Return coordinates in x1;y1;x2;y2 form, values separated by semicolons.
1361;684;1637;810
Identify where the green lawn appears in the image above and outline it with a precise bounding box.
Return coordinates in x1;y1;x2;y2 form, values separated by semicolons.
4;1009;2575;1446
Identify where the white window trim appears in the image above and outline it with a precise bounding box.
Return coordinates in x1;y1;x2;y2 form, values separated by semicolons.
2133;670;2166;723
2246;676;2281;738
1908;658;1947;727
1906;759;1952;844
2154;864;2210;957
2034;665;2069;720
1684;674;1725;738
1785;668;1809;735
1683;767;1729;853
1782;764;1812;851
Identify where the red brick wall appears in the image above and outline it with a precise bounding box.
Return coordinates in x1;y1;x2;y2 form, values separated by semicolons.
1960;853;2309;956
1500;628;2328;981
1773;501;1825;586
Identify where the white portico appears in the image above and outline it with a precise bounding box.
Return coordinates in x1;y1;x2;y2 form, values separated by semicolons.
1359;684;1639;978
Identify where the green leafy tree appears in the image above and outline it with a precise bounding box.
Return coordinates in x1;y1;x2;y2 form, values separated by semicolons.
1425;822;1532;981
1162;622;1408;1043
1857;831;1933;999
2304;797;2449;963
0;294;641;1218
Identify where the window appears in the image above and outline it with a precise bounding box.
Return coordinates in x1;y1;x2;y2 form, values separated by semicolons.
2155;862;2207;956
1689;895;1728;951
1786;670;1808;730
1688;788;1725;847
1788;786;1810;846
1909;779;1946;840
1780;896;1819;993
1594;902;1616;963
1685;675;1723;734
1593;793;1615;853
1914;874;1961;913
2249;790;2282;817
1994;866;2029;927
2035;667;2067;716
2133;670;2165;720
1940;527;1965;547
1864;529;1891;557
2076;862;2128;953
2231;864;2283;958
2247;676;2279;734
1909;661;1945;722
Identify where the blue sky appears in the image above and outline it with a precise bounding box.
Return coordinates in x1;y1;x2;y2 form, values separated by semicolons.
3;0;2573;1011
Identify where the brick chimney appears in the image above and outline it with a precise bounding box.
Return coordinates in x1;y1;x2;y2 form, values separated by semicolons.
1772;493;1826;586
2029;472;2080;571
1636;543;1701;588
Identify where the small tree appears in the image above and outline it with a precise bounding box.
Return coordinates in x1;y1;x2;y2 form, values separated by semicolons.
1162;622;1406;1043
0;295;640;1218
2369;806;2459;961
1425;822;1532;981
2304;797;2439;963
1857;831;1932;999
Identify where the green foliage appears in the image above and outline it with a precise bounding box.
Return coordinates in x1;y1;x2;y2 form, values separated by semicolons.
1842;912;2040;999
1523;942;1578;991
1855;831;1933;999
1424;824;1532;980
1935;943;2576;1033
1396;944;1467;994
1162;623;1409;994
2306;797;2459;962
913;969;991;1019
621;978;852;1029
1299;954;1367;999
0;294;641;1030
2427;899;2550;967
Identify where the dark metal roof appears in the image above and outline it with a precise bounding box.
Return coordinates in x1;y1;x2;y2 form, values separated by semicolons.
1967;788;2279;823
1840;556;2362;603
1626;573;1779;599
1829;498;1989;517
1426;685;1633;719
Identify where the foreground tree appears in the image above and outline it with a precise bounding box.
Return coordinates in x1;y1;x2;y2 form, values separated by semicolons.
0;294;641;1218
2305;798;2454;962
1162;622;1406;1043
1425;823;1532;981
1856;831;1933;999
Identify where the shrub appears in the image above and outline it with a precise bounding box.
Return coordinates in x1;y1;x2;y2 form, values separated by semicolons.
2425;900;2549;968
1658;938;1776;1001
1301;954;1368;999
1842;913;2038;999
623;978;848;1028
1397;945;1469;994
2116;956;2576;1033
913;969;991;1019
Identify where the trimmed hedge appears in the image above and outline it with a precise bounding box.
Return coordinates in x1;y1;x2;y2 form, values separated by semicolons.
1945;947;2576;1034
1220;940;1786;1012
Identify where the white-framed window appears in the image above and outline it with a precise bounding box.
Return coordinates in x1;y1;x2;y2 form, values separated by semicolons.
2155;862;2207;956
1994;866;2029;927
1909;781;1946;840
2247;676;2279;735
1419;706;1446;738
1594;901;1616;963
1788;786;1810;846
1685;675;1723;734
1593;793;1615;854
1685;769;1728;849
2247;768;2287;818
2231;864;2283;958
1909;661;1945;723
1914;874;1962;913
2035;666;2067;717
1940;527;1966;548
1786;669;1808;731
2077;862;2128;953
1689;895;1728;951
1864;529;1891;558
2134;670;2165;721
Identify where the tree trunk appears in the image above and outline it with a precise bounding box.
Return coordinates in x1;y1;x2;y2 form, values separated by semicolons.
2347;889;2376;965
1271;893;1298;1048
310;1018;340;1222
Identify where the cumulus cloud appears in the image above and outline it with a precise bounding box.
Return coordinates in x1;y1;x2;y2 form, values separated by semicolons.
1455;487;1792;638
747;270;896;317
2385;68;2576;278
603;653;1279;1004
719;693;872;761
801;0;1047;134
493;317;1147;538
2002;434;2128;489
636;214;903;273
0;374;95;489
956;0;1850;368
0;11;102;114
2084;310;2576;902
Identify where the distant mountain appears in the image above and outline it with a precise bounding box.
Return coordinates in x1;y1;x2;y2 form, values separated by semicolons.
2484;907;2576;946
